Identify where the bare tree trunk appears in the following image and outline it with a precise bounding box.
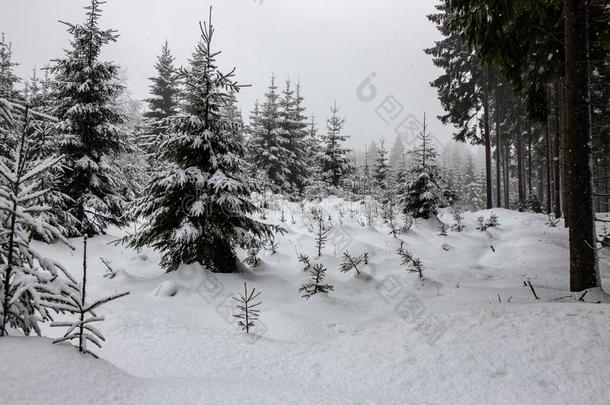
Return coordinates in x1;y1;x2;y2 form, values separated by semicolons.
553;82;562;218
517;117;525;208
545;118;552;213
483;70;493;209
564;0;599;291
527;131;533;197
494;79;502;208
503;136;510;208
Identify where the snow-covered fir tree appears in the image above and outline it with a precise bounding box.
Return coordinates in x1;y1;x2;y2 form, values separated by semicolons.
280;81;311;193
0;33;20;100
373;139;389;190
388;136;405;169
140;40;181;161
50;0;131;236
278;80;309;195
399;114;452;219
0;34;21;159
461;153;484;211
319;102;352;187
247;75;293;193
0;121;78;337
126;10;278;273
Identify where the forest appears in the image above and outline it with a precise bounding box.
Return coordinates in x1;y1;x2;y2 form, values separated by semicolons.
0;1;608;404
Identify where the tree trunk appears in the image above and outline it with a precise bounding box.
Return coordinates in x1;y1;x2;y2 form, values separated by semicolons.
502;134;510;209
527;131;533;197
494;79;502;208
517;117;525;208
483;70;493;209
564;0;599;291
553;82;562;218
545;118;552;213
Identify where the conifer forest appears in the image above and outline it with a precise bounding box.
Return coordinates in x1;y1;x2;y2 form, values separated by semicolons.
0;1;609;404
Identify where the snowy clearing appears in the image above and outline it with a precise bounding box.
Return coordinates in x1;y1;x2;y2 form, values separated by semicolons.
2;201;609;404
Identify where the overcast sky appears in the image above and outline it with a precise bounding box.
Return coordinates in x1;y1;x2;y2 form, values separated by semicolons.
1;0;450;149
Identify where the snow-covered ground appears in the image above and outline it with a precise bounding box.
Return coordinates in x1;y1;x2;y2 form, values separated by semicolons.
2;199;610;404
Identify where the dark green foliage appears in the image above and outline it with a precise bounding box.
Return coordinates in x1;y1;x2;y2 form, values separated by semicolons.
396;242;424;278
299;263;334;299
232;283;261;333
126;11;278;273
51;0;131;236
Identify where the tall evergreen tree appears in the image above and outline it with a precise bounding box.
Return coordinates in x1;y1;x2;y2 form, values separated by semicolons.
373;139;389;189
0;33;20;100
50;0;131;236
247;76;292;193
0;34;21;158
141;40;181;158
126;11;277;273
388;136;405;169
425;2;493;209
278;80;309;194
319;102;352;187
400;114;451;219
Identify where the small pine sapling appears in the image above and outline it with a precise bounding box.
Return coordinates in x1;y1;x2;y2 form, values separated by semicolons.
299;263;334;299
438;223;448;236
298;253;311;271
486;212;500;228
232;282;261;334
476;216;487;231
396;242;424;278
100;257;117;279
280;209;286;223
315;215;330;257
545;213;559;227
339;251;363;275
52;236;129;358
451;210;465;232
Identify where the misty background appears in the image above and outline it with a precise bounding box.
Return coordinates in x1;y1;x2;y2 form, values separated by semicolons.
1;0;450;149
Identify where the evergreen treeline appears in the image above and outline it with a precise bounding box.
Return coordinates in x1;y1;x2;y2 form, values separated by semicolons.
426;0;609;291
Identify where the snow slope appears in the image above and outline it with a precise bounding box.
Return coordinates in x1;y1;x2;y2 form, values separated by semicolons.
3;199;610;404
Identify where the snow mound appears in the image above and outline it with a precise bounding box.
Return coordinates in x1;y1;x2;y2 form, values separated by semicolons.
151;280;181;297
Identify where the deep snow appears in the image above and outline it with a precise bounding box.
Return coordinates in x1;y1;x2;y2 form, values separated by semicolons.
2;199;609;404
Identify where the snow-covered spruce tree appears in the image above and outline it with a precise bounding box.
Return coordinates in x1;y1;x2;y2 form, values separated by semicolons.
247;75;293;193
0;33;20;100
299;263;334;299
0;34;21;158
462;153;484;211
373;139;389;190
50;0;131;236
126;12;277;273
140;40;181;162
52;236;129;358
388;136;405;169
399;114;451;219
0;120;78;337
319;102;352;188
278;80;310;195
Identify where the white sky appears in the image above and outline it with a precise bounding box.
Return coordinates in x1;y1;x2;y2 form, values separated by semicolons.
1;0;451;149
